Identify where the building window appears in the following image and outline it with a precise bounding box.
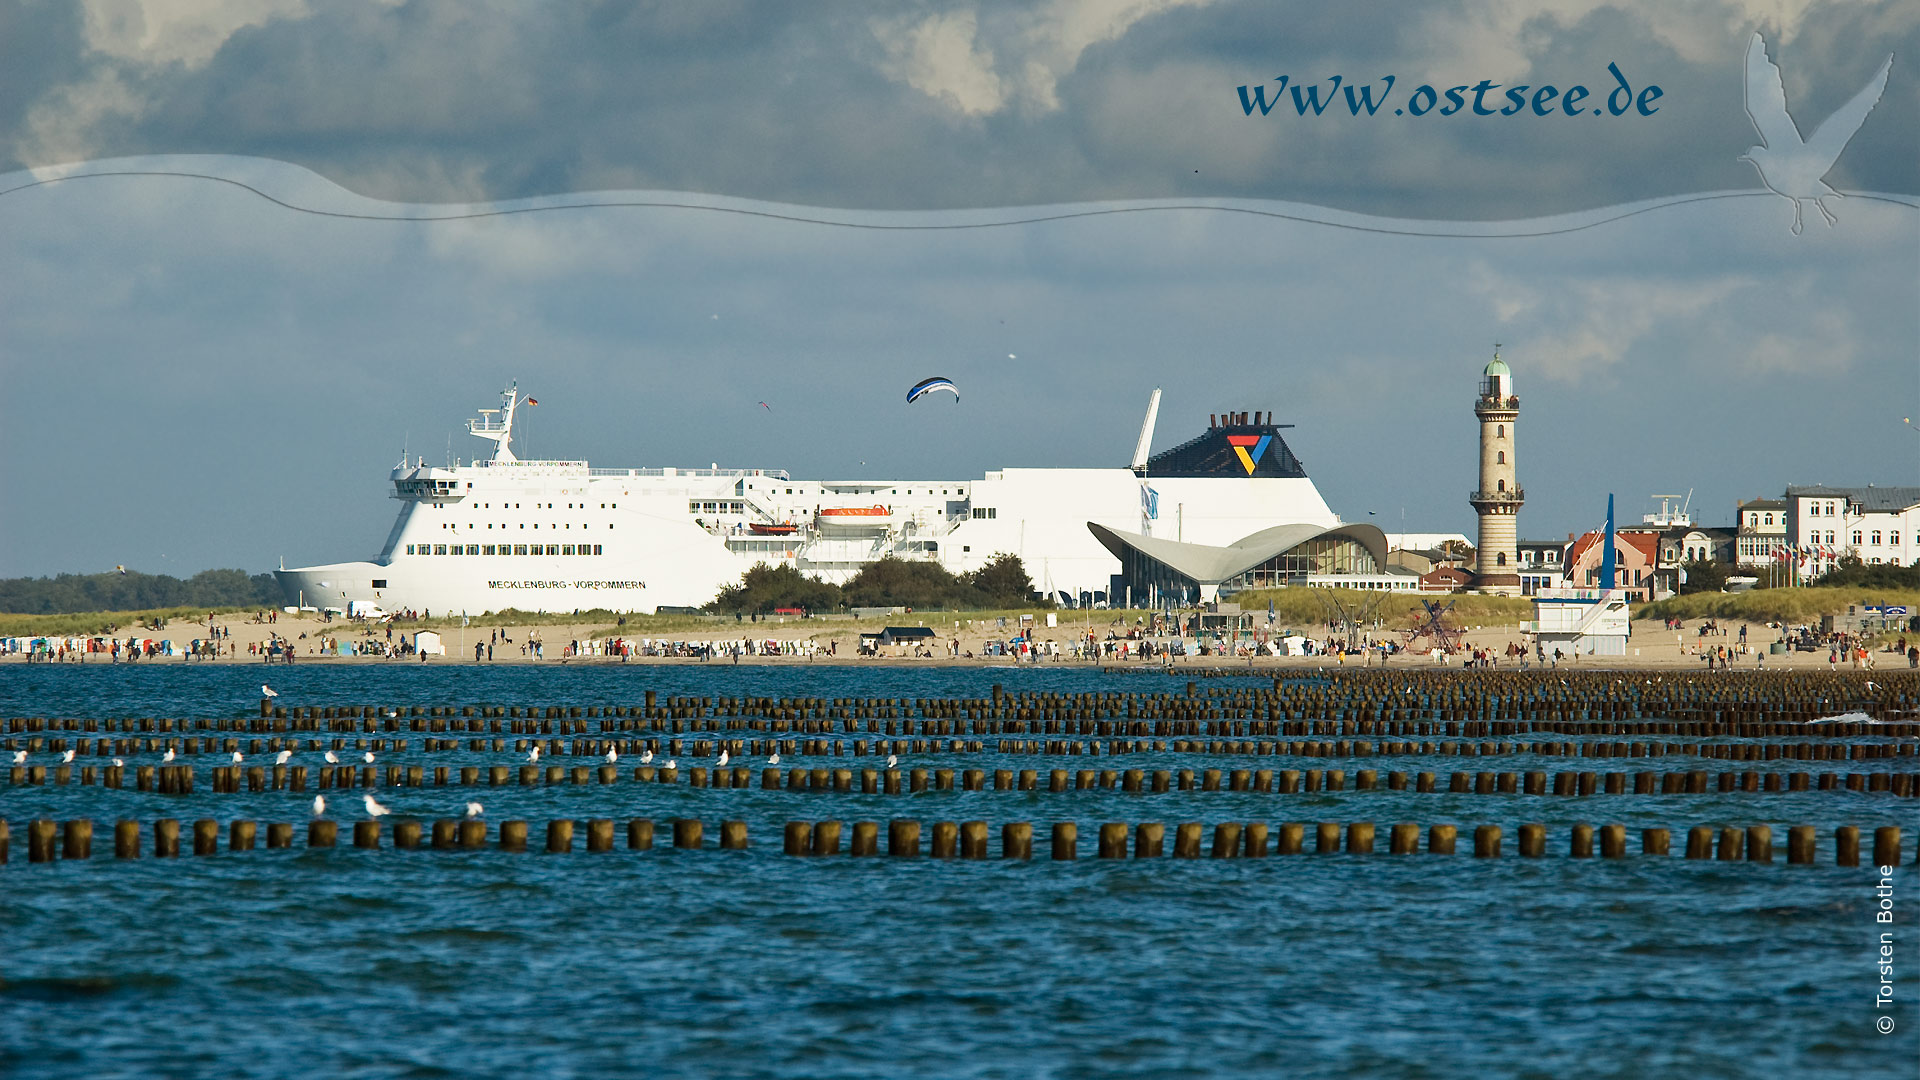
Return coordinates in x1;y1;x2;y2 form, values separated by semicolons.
545;545;559;555
372;579;387;589
1496;425;1504;438
1496;552;1507;566
483;545;496;555
513;544;529;555
1497;479;1506;492
433;544;447;555
1764;513;1773;525
972;508;997;519
1496;451;1505;464
562;545;575;555
1872;531;1882;545
1854;532;1864;545
593;545;603;555
405;545;415;555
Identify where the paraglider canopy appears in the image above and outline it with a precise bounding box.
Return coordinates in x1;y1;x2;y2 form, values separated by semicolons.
906;377;959;404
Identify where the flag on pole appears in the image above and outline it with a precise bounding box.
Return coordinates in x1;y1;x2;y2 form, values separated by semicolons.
526;397;538;406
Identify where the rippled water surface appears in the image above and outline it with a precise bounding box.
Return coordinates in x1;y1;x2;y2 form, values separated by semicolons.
2;665;1914;1079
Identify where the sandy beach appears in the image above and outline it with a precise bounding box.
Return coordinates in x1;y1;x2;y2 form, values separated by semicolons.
6;608;1901;671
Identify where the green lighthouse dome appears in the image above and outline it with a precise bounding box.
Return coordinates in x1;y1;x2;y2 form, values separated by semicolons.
1483;354;1511;378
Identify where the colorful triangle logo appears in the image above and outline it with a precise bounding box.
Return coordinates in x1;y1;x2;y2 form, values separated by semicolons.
1225;434;1271;475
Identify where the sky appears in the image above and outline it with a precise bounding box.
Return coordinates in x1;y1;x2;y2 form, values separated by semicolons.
0;0;1915;579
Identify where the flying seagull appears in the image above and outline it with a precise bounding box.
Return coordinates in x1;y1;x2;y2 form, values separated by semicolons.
1741;31;1893;234
767;752;780;766
11;750;24;765
61;749;76;764
886;753;899;769
112;757;124;767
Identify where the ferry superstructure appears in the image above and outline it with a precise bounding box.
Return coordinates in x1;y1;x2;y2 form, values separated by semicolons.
274;384;1348;615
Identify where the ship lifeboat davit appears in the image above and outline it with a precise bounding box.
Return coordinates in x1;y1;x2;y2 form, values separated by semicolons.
816;505;892;532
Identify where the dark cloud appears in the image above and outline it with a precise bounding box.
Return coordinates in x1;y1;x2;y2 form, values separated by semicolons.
3;1;1913;217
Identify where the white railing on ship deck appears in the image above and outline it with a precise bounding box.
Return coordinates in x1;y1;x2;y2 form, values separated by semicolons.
586;467;791;479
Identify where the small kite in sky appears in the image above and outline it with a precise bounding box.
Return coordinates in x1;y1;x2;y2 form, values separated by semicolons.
906;377;959;404
758;401;771;410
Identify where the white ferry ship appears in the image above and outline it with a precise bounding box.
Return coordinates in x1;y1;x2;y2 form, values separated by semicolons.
274;384;1389;615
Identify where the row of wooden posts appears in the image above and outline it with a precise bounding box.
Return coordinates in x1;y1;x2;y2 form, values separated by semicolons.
13;761;1917;798
4;818;1904;866
13;734;1914;764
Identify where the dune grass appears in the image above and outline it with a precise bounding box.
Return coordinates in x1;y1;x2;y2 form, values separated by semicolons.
1639;588;1920;626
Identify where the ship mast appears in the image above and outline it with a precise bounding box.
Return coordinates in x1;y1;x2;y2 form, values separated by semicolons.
468;382;521;463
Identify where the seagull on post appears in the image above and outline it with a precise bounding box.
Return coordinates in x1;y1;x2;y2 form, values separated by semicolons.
717;749;730;768
262;684;278;699
324;750;339;764
312;795;327;817
275;749;293;765
605;747;618;764
639;748;654;765
162;748;175;763
231;751;244;765
61;749;76;764
362;751;376;765
1741;32;1893;234
527;746;541;764
112;757;124;767
465;801;484;818
363;794;390;818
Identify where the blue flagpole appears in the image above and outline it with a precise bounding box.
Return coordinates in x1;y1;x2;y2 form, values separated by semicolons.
1600;494;1616;593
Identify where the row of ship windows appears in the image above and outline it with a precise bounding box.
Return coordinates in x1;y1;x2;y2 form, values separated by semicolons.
470;502;620;509
753;487;962;496
441;522;610;530
407;544;604;556
693;501;747;513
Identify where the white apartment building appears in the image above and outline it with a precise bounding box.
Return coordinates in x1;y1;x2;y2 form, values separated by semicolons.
1785;485;1920;579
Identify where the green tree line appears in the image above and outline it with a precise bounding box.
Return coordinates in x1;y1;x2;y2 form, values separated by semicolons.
0;569;280;614
708;554;1045;614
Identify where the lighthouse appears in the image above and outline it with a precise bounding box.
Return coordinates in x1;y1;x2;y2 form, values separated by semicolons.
1469;349;1523;595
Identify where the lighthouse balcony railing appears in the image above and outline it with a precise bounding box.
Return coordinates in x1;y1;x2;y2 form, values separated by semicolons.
1474;394;1520;410
1469;488;1526;504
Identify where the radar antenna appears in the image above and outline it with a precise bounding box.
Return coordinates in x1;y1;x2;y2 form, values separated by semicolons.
468;382;521;463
